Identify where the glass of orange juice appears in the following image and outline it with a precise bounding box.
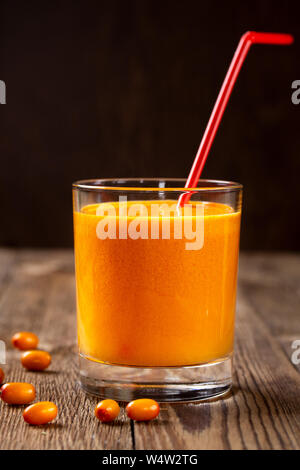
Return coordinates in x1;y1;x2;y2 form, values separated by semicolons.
73;178;242;402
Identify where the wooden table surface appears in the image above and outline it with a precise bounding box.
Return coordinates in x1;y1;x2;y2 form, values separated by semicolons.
0;249;299;450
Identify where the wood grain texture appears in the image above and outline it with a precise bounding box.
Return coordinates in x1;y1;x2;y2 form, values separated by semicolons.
0;250;299;450
0;250;132;450
238;253;300;337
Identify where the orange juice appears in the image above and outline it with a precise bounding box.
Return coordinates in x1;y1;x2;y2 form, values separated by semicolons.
74;200;241;367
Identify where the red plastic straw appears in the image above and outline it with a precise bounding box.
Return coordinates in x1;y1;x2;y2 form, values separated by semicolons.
179;31;294;207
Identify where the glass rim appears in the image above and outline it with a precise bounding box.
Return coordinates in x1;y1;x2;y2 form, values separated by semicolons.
72;178;243;192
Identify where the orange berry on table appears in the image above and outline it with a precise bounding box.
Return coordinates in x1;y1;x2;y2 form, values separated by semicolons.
0;382;36;405
0;367;4;385
11;332;39;351
23;401;58;425
21;350;51;371
95;399;120;423
126;399;160;421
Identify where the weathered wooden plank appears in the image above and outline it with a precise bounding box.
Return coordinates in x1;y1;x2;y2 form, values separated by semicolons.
238;253;300;336
239;252;300;369
0;250;133;450
1;250;299;450
133;279;300;450
239;253;300;287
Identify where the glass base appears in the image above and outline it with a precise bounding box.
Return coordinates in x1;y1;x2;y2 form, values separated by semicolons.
79;354;232;403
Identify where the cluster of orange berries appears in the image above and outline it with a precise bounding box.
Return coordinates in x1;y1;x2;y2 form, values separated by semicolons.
0;331;160;426
0;331;56;425
95;398;160;423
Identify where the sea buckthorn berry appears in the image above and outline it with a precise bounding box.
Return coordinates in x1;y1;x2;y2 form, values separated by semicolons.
0;382;36;405
23;401;58;425
95;399;120;423
0;367;4;385
21;350;51;371
11;332;39;351
126;399;160;421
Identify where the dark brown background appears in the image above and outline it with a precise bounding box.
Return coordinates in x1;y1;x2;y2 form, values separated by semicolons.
0;0;299;249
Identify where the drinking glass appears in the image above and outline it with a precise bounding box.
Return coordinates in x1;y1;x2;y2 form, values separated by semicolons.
73;178;242;402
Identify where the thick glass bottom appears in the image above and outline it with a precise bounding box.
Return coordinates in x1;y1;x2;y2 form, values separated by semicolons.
79;354;232;403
